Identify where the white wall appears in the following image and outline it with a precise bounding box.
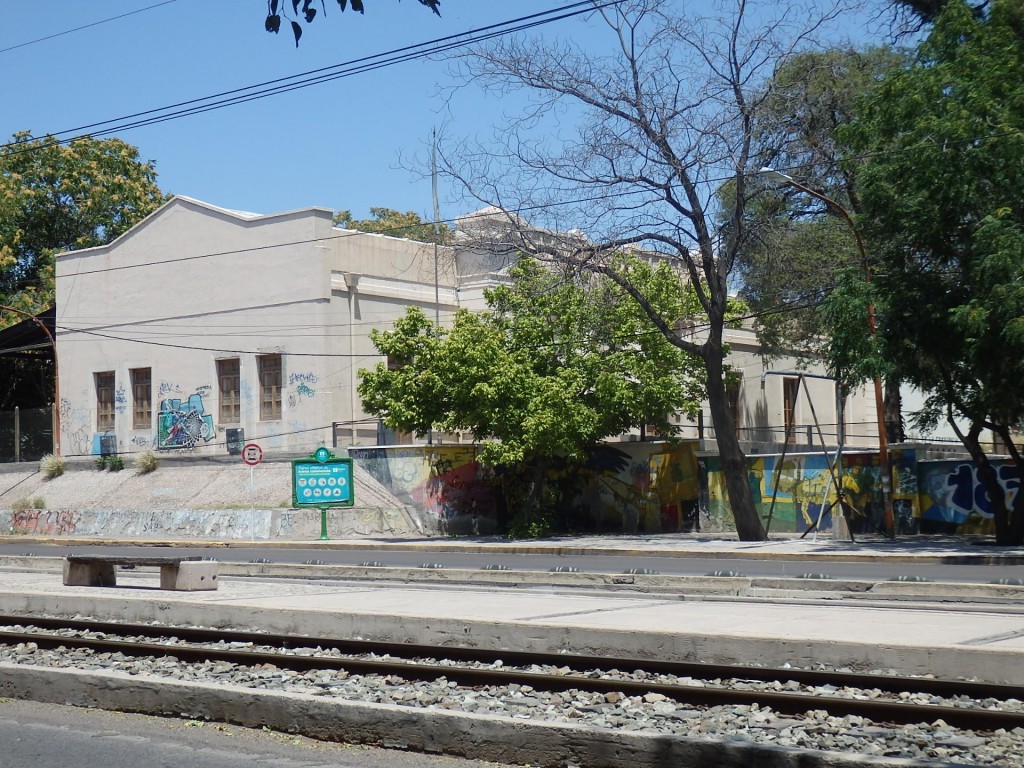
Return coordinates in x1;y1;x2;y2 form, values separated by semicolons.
55;197;452;460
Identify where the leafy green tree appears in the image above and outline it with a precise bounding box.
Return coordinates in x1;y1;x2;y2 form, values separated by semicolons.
0;132;165;323
334;207;451;244
0;132;165;412
358;256;708;530
266;0;440;47
836;0;1024;544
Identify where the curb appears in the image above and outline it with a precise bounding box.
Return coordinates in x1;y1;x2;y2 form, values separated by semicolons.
4;535;1024;565
5;557;1024;602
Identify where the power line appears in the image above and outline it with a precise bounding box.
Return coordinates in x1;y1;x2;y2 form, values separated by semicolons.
2;1;619;155
0;1;178;55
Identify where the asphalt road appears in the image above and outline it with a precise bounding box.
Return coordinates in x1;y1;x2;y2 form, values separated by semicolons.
0;699;503;768
2;542;1022;584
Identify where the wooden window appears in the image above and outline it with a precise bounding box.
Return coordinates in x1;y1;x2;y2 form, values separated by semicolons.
217;358;241;423
96;371;115;431
130;368;152;429
783;377;800;444
258;354;282;421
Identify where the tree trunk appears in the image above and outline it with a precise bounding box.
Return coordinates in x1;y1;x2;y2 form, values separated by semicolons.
883;377;905;444
704;342;767;541
990;425;1024;546
959;424;1015;546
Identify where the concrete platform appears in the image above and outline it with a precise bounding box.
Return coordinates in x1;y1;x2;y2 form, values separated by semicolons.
1;568;1023;685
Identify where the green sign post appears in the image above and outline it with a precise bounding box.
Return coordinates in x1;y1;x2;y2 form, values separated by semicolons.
291;447;354;540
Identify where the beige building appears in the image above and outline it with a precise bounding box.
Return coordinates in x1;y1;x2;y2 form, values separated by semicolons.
55;196;456;459
54;196;878;461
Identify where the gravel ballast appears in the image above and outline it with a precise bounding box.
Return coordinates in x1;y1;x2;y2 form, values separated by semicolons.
0;633;1021;767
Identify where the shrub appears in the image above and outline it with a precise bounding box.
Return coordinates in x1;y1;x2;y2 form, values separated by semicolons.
95;456;108;471
134;449;159;474
40;453;65;479
32;496;45;509
10;497;32;513
108;455;125;472
505;508;554;540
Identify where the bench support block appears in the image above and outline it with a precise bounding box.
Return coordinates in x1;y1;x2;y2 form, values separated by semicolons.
160;560;219;591
63;561;117;587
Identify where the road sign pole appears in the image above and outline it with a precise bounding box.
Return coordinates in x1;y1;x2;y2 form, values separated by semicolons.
318;506;329;541
250;464;256;543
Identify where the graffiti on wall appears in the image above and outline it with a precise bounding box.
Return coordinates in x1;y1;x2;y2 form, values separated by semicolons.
59;398;91;456
917;460;1016;534
9;509;79;536
115;385;127;414
286;372;318;409
157;393;214;450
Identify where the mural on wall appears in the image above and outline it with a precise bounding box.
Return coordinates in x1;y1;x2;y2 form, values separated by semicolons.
157;393;214;450
917;460;1014;535
704;450;919;534
703;448;1021;536
351;445;496;534
349;441;701;535
573;444;700;533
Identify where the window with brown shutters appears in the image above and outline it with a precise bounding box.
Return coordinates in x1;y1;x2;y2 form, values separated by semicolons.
130;368;152;429
217;358;241;423
257;354;282;421
96;371;115;431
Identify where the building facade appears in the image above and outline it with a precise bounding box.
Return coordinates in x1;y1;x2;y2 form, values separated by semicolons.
54;196;878;462
55;196;456;459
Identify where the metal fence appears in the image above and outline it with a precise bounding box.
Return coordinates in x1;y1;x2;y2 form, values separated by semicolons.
0;406;54;463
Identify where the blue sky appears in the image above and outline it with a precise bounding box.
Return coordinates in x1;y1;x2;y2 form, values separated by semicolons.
3;1;884;225
2;0;598;222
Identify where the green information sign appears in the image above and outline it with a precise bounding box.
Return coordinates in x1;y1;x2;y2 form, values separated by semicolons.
291;449;354;540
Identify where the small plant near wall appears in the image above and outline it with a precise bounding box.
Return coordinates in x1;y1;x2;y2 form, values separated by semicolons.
40;453;65;479
11;497;47;512
108;455;125;472
95;456;108;471
134;449;159;474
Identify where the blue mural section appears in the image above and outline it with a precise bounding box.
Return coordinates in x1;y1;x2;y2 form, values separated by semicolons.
157;393;214;450
918;459;1019;534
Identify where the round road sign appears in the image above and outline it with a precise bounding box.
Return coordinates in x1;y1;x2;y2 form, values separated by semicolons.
242;443;263;466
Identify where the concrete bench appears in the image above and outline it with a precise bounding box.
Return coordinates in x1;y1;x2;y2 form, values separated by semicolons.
63;555;219;591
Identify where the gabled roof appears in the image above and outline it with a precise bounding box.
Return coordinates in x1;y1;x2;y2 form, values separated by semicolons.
53;195;336;260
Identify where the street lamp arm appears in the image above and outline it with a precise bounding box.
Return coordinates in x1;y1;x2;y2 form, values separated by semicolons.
758;168;867;265
757;167;894;539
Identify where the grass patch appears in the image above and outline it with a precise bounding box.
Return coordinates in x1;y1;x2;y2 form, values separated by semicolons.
40;453;65;479
133;448;159;474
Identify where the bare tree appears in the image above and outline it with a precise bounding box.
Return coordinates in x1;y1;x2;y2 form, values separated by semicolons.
441;0;858;541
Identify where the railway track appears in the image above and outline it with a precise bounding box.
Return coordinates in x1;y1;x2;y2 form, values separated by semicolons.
0;613;1020;732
